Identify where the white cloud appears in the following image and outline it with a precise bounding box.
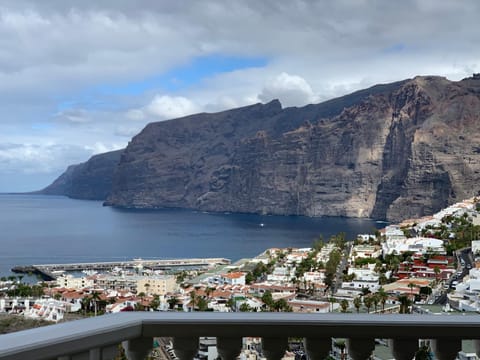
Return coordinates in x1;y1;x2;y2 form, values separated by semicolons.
258;72;317;107
54;109;91;124
141;95;201;121
84;142;123;155
0;142;91;174
1;0;480;190
125;109;145;121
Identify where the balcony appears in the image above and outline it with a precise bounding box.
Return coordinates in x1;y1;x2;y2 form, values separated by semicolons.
1;312;479;360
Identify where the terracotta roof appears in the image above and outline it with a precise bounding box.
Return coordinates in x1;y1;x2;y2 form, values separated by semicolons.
222;272;245;279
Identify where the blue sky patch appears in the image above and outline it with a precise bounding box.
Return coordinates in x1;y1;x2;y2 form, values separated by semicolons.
94;54;268;96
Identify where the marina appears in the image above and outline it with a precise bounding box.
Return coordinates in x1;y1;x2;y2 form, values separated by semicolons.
11;258;231;280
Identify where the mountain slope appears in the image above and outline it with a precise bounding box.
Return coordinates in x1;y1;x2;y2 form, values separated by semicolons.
39;150;122;200
43;75;480;221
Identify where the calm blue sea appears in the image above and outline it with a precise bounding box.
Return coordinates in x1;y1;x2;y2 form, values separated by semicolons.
0;194;384;276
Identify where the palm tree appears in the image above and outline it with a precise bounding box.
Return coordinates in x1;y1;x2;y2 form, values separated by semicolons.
397;294;412;314
377;288;388;311
150;295;160;311
372;293;380;312
81;296;90;316
363;295;373;314
329;296;336;312
196;297;208;311
189;290;197;311
239;302;252;312
408;282;417;296
167;296;179;310
205;286;214;298
353;296;362;313
90;291;101;316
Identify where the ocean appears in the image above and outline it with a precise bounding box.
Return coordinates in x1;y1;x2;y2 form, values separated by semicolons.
0;194;384;276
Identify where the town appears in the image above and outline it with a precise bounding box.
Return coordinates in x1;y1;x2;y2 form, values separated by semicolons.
2;197;480;359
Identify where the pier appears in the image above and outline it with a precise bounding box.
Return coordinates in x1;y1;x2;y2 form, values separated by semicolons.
11;257;231;280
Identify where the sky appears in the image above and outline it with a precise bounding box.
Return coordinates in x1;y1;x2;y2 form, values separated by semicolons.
1;0;479;192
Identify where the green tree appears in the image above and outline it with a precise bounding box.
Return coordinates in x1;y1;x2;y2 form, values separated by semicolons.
167;296;179;310
205;287;214;298
363;295;373;313
397;295;412;314
189;291;197;310
261;291;274;310
353;297;362;313
340;299;349;313
377;288;388;311
272;298;292;312
150;295;160;311
408;282;417;296
415;344;432;360
239;302;252;312
90;291;101;316
196;297;209;311
372;293;380;312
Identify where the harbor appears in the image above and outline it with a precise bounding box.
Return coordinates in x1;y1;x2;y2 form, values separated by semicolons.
11;258;231;280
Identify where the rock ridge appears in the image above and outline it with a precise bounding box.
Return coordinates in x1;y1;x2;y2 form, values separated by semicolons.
42;76;480;221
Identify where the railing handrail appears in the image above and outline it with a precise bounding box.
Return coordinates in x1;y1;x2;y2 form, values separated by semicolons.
1;313;480;359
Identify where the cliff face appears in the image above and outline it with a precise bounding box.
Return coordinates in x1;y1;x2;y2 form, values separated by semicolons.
45;75;480;221
39;150;122;200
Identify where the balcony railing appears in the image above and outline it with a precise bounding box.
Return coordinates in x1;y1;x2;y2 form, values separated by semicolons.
1;312;480;360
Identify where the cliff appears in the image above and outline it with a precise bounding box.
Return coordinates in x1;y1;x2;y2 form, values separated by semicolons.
39;150;122;200
45;75;480;221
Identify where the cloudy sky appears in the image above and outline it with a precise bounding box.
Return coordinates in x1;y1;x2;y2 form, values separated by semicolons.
1;0;479;192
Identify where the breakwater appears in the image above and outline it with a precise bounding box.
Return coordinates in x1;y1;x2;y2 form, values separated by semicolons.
11;258;231;280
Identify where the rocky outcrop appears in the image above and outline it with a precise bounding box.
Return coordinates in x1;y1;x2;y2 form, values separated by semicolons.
39;150;122;200
46;75;480;221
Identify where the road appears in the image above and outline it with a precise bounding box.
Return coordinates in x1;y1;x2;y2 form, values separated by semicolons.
433;247;473;305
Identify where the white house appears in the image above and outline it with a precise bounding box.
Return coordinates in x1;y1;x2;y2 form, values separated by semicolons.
221;272;246;286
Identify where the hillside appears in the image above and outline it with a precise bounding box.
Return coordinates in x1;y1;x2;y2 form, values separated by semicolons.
39;150;122;200
43;75;480;221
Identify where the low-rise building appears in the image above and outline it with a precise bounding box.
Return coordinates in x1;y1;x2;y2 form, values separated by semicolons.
136;275;176;295
287;299;334;313
221;272;246;286
56;274;94;289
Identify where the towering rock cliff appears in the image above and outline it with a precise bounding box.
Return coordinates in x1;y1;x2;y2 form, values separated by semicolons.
39;150;122;200
45;75;480;221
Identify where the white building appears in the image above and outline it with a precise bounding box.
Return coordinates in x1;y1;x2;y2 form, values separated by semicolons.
351;245;381;260
267;266;294;282
472;240;480;256
136;275;176;295
382;237;445;256
221;272;246;286
303;271;325;284
357;234;376;243
56;274;94;289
